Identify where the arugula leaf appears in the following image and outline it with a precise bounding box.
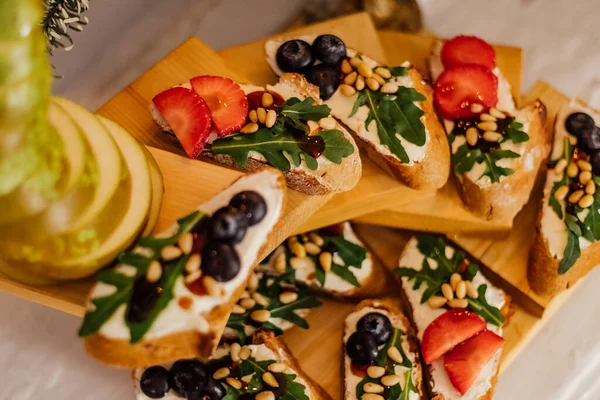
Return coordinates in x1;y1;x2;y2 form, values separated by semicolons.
481;149;520;182
236;358;309;400
281;374;311;400
565;214;582;236
323;235;367;269
400;370;417;400
501;118;529;144
559;230;581;274
387;66;408;76
319;129;356;163
453;144;483;175
278;97;332;134
385;87;426;146
583;200;600;240
349;90;367;118
466;285;505;327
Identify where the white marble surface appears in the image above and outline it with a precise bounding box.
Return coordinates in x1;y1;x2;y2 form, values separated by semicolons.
4;0;600;399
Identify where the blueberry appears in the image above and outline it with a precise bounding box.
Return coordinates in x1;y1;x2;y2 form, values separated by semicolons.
311;34;346;66
276;40;314;73
189;378;226;400
591;152;600;175
207;207;248;244
127;278;161;323
305;65;341;101
579;126;600;153
169;359;208;398
356;312;393;345
229;191;267;226
346;331;378;365
140;366;170;398
201;242;241;282
565;112;595;138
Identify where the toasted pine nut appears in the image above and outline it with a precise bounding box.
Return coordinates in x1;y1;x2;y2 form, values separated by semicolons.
268;363;286;373
483;131;503;142
226;377;242;390
239;346;251;360
355;75;365;91
178;232;193;254
554;159;568;173
366;78;380;91
319;252;332;272
262;92;274;108
185;253;201;273
249;109;258;123
146;260;162;283
387;346;403;364
427;296;447;309
184;270;202;284
567;162;579;178
362;394;384;400
357;63;373;78
288;236;299;247
341;59;353;74
349;57;363;68
580;170;592;184
344;71;358;85
380;82;399;94
577;160;592;171
318;117;337;130
554;186;570;201
248;272;259;291
470;103;484;113
465;280;478;298
489;107;506;119
456;281;467;299
479;113;496;122
304;242;321;255
262;372;279;388
290;257;308;270
279;291;298;304
372;73;385;85
240;291;250;299
367;366;385;379
441;283;454;301
477;121;498;131
569;135;578;146
375;67;392;79
256;391;275;400
213;367;230;380
230;342;241;362
448;298;468;308
363;383;384;394
252;291;270;307
586;180;596;195
275;252;287;272
380;374;402;387
240;122;259;134
450;273;462;290
309;232;324;246
265;109;277;128
257;107;267;124
161;245;182;261
203;276;223;297
340;84;356;97
291;242;306;258
250;309;271;323
569;190;585;203
232;304;246;314
579;194;594;208
466;127;479;146
240;298;256;310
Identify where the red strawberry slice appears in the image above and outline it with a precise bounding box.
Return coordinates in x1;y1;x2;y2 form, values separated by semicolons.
190;76;249;136
444;329;504;395
434;65;498;120
421;309;486;364
441;35;496;70
152;87;212;158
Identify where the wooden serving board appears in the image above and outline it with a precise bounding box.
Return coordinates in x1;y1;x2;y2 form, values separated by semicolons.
218;14;524;235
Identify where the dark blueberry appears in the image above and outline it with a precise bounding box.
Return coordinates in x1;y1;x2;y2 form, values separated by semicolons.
189;377;226;400
356;312;393;345
207;207;248;244
311;34;346;66
140;366;170;399
591;151;600;176
270;372;288;398
169;359;208;397
276;40;314;73
127;278;161;323
579;127;600;153
201;242;241;282
229;191;267;226
346;331;378;365
565;112;595;138
305;64;341;101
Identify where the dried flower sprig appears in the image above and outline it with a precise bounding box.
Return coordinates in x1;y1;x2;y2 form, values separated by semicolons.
43;0;91;55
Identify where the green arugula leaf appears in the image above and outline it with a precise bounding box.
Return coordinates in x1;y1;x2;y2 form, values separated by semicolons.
583;199;600;240
237;358;309;400
481;149;519;183
466;285;505;327
565;214;582;236
549;190;564;220
281;373;311;400
323;235;367;269
319;129;356;163
559;230;581;274
349;90;367;118
501;117;529;144
387;66;408;76
453;144;484;175
385;87;426;146
400;370;417;400
278;97;332;133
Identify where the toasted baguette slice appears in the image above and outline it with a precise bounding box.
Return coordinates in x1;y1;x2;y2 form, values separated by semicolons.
396;235;512;400
80;169;286;367
151;74;361;196
528;98;600;297
258;222;393;300
343;299;425;400
265;35;450;190
133;330;332;400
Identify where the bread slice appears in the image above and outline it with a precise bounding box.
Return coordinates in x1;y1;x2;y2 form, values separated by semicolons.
151;74;361;196
342;299;425;400
133;330;332;400
528;98;600;297
429;40;551;223
265;35;450;191
395;235;512;399
257;222;392;300
79;169;286;367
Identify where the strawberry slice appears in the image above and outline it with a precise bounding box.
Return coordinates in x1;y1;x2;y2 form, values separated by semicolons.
152;87;212;158
434;65;498;120
444;329;504;395
441;35;496;70
190;76;249;136
421;309;486;364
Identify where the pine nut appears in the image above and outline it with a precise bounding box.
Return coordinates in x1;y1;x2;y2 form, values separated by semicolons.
319;252;332;272
268;363;286;373
251;309;271;323
301;234;309;242
239;346;251;361
372;73;385;85
568;190;585;203
257;107;267;124
249;109;258;123
380;374;402;387
349;57;363;68
479;113;496;122
204;276;223;297
185;253;201;273
178;232;193;254
366;78;380;91
308;232;324;246
307;120;320;136
555;185;569;201
262;372;279;387
387;347;403;364
569;135;578;146
367;366;385;379
289;257;308;270
489;107;506;119
240;122;259;134
291;242;306;258
450;273;462;291
226;377;242;390
355;76;365;91
375;67;392;79
265;110;277;128
184;270;202;284
448;299;468;309
483;131;503;142
456;281;467;299
380;82;399;94
279;291;298;304
146;261;162;283
288;236;299;247
427;296;447;309
240;291;250;299
248;272;259;291
230;342;241;362
232;304;246;314
362;394;384;400
275;252;287;272
441;283;454;301
240;298;256;310
477;121;498;132
213;367;230;380
470;103;484;113
262;92;274;108
554;159;568;173
318;117;337;130
577;160;592;171
567;162;579;178
344;71;358;85
341;59;353;74
357;63;373;78
256;392;275;400
579;194;594;208
161;245;182;261
364;383;384;394
340;84;356;97
586;180;596;195
465;280;478;298
466;127;479;146
304;242;321;255
252;291;270;307
580;170;592;184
